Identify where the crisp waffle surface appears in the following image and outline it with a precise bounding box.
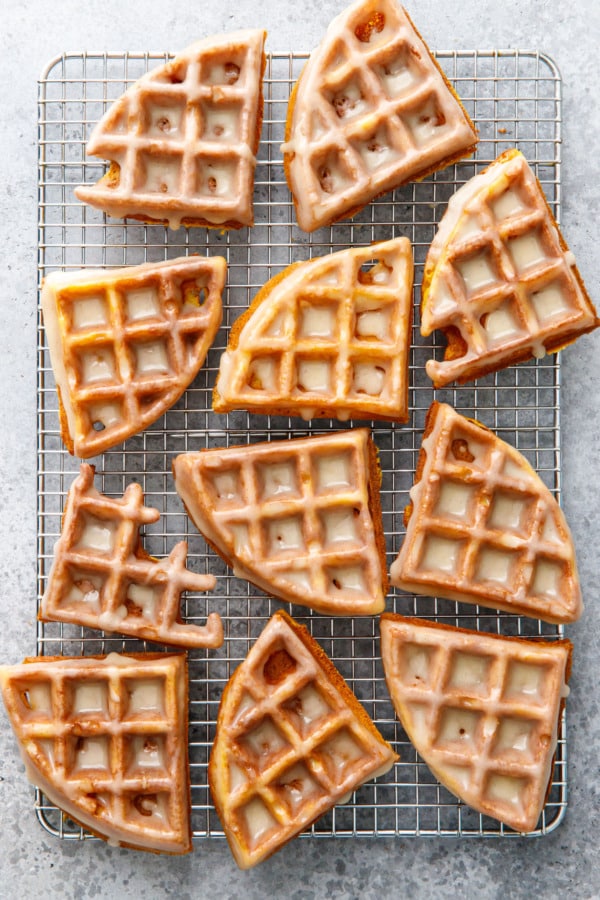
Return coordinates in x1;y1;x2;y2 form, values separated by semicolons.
75;31;266;229
380;614;571;832
390;401;582;623
210;610;398;867
40;464;223;648
214;238;413;421
173;429;387;616
42;255;225;457
282;0;477;231
0;653;192;853
421;149;599;387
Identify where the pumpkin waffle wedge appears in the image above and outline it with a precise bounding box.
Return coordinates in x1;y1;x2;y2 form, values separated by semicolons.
282;0;477;231
42;255;225;458
213;238;413;422
75;31;266;229
380;614;571;832
40;464;223;649
421;149;599;387
210;610;398;867
0;652;192;854
390;402;582;623
172;429;387;616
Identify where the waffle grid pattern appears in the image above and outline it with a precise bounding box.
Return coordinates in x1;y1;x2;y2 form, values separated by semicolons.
392;404;580;623
284;1;477;230
75;32;265;227
215;239;412;420
380;617;569;832
173;431;385;615
423;152;594;385
0;655;189;850
38;49;565;840
44;256;224;456
212;613;396;865
41;464;223;647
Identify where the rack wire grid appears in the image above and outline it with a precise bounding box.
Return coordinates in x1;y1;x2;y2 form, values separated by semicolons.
37;48;566;842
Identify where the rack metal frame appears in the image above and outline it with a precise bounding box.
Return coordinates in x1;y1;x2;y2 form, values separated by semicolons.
37;48;565;841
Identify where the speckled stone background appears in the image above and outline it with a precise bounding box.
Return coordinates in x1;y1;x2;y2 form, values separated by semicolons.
1;1;599;896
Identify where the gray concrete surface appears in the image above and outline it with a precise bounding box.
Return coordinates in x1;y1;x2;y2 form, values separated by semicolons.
1;0;599;896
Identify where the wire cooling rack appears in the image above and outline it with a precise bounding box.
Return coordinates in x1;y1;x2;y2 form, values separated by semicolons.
37;48;565;841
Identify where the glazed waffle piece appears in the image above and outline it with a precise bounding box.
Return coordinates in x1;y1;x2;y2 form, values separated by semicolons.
210;610;398;867
40;464;223;649
75;31;266;229
421;149;599;387
282;0;477;231
380;614;571;832
42;255;225;457
172;429;387;616
390;402;582;624
214;238;413;422
0;652;192;853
